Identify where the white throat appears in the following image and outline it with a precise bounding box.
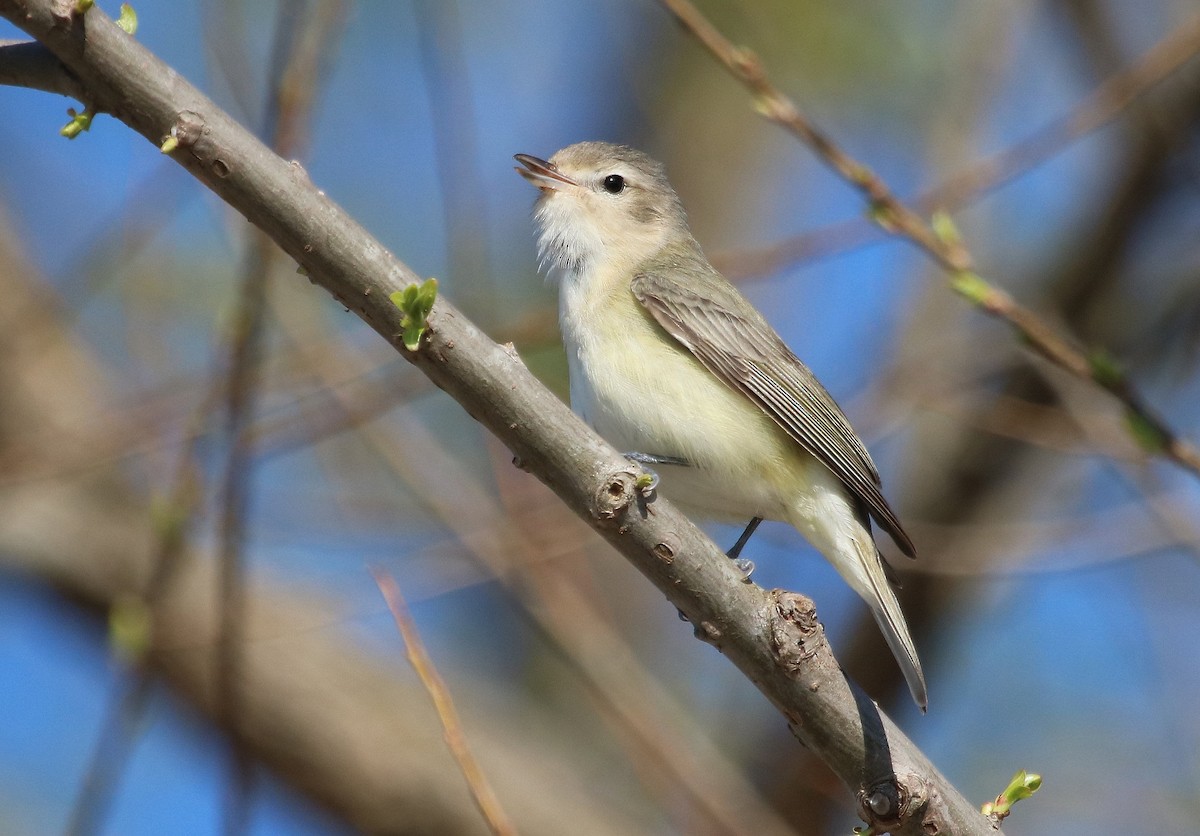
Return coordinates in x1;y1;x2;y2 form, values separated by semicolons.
533;196;608;279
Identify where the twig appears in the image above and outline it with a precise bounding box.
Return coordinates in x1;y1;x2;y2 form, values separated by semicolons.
413;0;494;306
214;3;347;831
924;13;1200;210
658;0;1200;479
717;11;1200;278
371;568;517;836
213;237;268;836
65;357;216;836
64;673;157;836
0;38;85;97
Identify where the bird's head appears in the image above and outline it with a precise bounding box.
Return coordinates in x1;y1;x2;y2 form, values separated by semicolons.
515;141;689;276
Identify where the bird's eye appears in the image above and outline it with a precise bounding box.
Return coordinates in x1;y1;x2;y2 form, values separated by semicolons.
602;174;626;194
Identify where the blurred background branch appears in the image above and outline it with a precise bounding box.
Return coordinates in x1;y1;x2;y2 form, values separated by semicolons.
712;11;1200;278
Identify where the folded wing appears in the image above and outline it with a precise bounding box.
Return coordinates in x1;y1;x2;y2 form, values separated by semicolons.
632;266;915;557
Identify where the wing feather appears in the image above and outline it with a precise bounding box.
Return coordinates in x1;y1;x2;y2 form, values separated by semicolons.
632;267;915;557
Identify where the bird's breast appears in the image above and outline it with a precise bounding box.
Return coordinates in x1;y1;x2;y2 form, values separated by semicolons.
557;265;805;521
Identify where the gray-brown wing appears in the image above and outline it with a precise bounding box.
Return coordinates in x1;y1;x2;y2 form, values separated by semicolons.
632;269;915;557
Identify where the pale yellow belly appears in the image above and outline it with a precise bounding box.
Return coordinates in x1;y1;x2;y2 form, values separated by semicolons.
562;282;811;523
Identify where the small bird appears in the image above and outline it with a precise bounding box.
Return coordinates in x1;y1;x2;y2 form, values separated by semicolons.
515;142;926;710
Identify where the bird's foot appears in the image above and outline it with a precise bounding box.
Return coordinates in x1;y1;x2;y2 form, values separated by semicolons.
732;558;755;580
726;517;762;582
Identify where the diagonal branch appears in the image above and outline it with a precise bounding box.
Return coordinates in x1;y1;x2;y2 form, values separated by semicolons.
658;0;1200;480
0;37;84;97
373;568;517;836
715;11;1200;278
0;3;999;834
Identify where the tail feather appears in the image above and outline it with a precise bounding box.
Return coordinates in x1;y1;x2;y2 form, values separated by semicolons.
868;592;927;712
787;468;927;709
858;538;926;711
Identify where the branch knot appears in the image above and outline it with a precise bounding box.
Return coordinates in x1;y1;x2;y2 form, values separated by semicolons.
767;590;824;676
857;774;936;835
592;468;637;524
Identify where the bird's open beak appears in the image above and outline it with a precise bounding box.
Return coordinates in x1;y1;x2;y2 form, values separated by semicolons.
514;153;577;191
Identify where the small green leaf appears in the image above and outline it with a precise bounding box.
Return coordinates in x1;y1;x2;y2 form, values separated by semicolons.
983;769;1042;819
1124;410;1168;454
931;210;963;248
149;495;188;540
951;271;993;307
390;277;438;351
866;200;896;232
109;594;152;662
845;162;875;189
60;107;95;139
117;3;138;35
75;0;95;12
1087;348;1124;389
159;134;179;154
417;278;438;309
1009;771;1041;800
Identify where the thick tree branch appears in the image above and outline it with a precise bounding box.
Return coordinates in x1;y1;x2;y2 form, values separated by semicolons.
0;3;998;833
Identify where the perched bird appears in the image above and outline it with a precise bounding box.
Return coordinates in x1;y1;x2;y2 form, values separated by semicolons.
515;142;926;710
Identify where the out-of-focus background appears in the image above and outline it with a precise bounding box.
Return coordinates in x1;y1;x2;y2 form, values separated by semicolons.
1;0;1199;833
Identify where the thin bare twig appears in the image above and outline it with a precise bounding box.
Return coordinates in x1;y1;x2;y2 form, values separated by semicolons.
371;568;517;836
63;394;209;836
413;0;494;308
658;0;1200;479
0;38;85;97
213;237;267;836
926;13;1200;209
717;12;1200;278
214;4;347;831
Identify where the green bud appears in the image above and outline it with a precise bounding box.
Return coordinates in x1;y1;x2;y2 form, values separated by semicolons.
931;210;963;248
60;108;94;139
951;271;993;307
983;769;1042;819
390;278;439;351
109;594;152;662
117;3;138;35
1124;410;1168;455
1087;348;1124;388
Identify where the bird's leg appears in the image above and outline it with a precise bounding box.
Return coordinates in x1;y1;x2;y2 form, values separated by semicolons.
622;451;689;492
727;516;762;559
727;517;762;580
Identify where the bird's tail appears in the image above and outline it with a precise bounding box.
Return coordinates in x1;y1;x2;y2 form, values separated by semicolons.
845;533;927;711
